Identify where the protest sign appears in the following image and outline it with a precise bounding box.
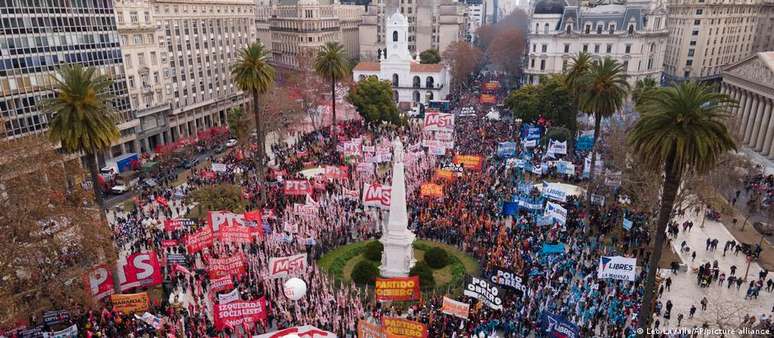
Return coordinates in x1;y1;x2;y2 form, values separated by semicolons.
83;264;114;300
49;324;78;338
211;163;228;172
597;256;637;281
381;317;428;338
375;276;421;302
452;155;483;171
501;201;519;216
541;182;567;202
213;298;267;330
489;267;527;296
419;183;443;198
544;201;567;225
541;312;580;338
358;320;387;338
43;310;70;327
441;297;469;319
547;140;568;155
433;169;455;181
185;226;214;253
117;251;162;292
423;111;454;132
219;288;241;305
163;218;194;232
210;275;234;293
463;277;503;310
363;183;391;209
110;292;149;314
541;243;566;255
207;253;247;279
267;253;308;279
496;142;517;158
135;312;162;330
623;216;634;231
284;180;313;196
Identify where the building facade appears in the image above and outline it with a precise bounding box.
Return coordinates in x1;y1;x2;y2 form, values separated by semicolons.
752;0;774;53
721;52;774;159
115;0;171;154
256;0;364;69
358;0;467;60
524;0;668;85
466;2;485;42
155;0;255;143
352;11;451;107
0;0;133;157
664;0;762;82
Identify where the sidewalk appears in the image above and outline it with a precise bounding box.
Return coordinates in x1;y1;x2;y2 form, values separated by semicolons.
660;210;772;330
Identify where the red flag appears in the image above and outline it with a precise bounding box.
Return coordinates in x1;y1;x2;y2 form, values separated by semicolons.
156;196;169;207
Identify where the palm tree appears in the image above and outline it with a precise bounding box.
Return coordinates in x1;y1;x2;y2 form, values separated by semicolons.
579;57;630;179
314;42;349;146
628;82;736;333
42;64;119;218
632;77;658;106
231;42;275;206
562;51;592;155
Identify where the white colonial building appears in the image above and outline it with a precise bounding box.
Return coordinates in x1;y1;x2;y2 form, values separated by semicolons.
525;0;668;85
352;11;451;108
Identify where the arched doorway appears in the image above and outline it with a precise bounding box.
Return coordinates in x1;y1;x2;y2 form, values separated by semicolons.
392;74;399;87
413;76;421;88
413;91;420;103
425;76;434;89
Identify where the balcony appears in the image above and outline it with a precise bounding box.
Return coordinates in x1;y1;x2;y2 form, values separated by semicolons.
137;103;171;119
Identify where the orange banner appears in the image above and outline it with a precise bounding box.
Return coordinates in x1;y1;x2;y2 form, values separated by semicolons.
480;94;496;104
381;317;428;338
358;320;387;338
375;276;421;302
433;169;455;181
419;183;443;198
452;155;484;171
110;292;149;314
441;296;470;319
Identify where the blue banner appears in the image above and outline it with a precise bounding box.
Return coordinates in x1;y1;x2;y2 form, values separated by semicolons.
521;123;543;141
541;312;580;338
497;142;518;158
576;133;594;152
501;201;519;216
516;195;544;211
541;243;565;255
517;181;533;194
623;217;633;231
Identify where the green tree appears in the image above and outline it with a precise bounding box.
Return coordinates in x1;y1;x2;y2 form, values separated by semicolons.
409;262;435;289
231;42;275;205
580;57;630;179
226;107;251;143
632;77;658;107
419;49;441;64
42;64;119;218
628;82;736;333
538;74;574;128
505;85;541;122
351;260;379;285
563;52;593;152
347;76;402;126
314;42;349;146
188;184;246;219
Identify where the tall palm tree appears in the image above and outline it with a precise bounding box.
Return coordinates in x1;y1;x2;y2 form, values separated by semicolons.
43;64;119;218
562;51;593;155
231;45;274;156
232;42;275;205
580;57;630;179
314;42;349;146
632;77;658;107
628;82;736;333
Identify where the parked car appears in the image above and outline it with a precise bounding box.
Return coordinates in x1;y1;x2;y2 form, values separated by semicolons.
110;185;129;194
181;158;200;169
226;139;238;148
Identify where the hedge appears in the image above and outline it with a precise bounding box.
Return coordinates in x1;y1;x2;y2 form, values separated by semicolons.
352;260;380;285
409;261;435;289
363;241;384;262
424;247;449;269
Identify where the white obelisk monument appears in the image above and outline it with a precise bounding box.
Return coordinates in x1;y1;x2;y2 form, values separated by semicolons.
379;137;416;277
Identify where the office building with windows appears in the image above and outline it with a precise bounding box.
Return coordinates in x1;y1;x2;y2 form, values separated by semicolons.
0;0;134;158
525;0;668;85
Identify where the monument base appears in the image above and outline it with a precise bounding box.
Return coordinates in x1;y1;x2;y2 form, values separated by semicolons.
379;233;416;278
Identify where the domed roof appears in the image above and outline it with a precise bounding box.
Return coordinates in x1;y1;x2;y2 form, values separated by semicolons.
388;9;408;26
534;0;566;15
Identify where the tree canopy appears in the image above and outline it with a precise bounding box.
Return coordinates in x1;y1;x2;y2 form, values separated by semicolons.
504;75;573;127
419;49;441;64
347;76;402;126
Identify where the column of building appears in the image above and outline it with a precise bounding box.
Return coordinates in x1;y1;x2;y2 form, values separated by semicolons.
723;83;774;158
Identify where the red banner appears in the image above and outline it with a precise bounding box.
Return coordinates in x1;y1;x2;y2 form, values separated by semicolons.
155;196;168;207
433;169;455;181
244;210;262;224
216;225;254;244
419;183;444;199
362;183;391;208
423;111;454;132
210;275;234;293
117;251;162;292
185;226;214;253
480;94;496;104
284;180;313;196
208;253;247;279
375;276;421;302
161;239;178;248
208;211;250;231
267;253;307;279
213;297;267;330
83;264;114;300
164;218;194;232
324;165;349;180
381;317;428;338
452;155;484;171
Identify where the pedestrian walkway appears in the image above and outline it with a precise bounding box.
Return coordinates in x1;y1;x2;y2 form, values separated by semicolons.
660;209;772;330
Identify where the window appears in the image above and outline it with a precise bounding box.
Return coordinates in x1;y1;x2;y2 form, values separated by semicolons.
564;44;570;53
566;24;572;34
688;49;695;57
625;44;631;54
609;25;615;34
541;44;547;53
585;25;591;34
540;60;545;71
690;40;697;46
597;25;603;34
144;12;150;23
392;74;399;87
628;24;634;34
684;71;691;78
606;44;612;53
130;11;138;24
622;60;628;71
544;23;549;34
686;59;693;66
533;44;536;52
583;44;588;52
117;11;124;25
125;54;132;68
151;52;157;65
594;44;600;53
692;30;699;36
696;9;703;15
128;76;135;88
531;58;535;68
393;31;398;42
694;19;701;25
138;53;145;66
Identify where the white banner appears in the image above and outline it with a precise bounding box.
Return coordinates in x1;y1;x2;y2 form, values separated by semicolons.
423;111;455;132
523;139;537;148
267;253;307;279
211;163;228;172
544;201;567;225
47;324;78;338
541;182;567;202
428;145;446;156
219;288;241;305
135;312;163;330
597;256;637;281
362;183;391;209
254;326;337;338
548;140;567;155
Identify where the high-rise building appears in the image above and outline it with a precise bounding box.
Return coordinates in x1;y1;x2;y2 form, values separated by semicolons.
155;0;256;142
524;0;668;85
752;0;774;53
0;0;133;157
466;2;485;42
358;0;468;60
115;0;171;153
663;0;762;82
256;0;364;69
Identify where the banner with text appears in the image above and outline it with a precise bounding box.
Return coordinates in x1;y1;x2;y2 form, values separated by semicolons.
214;297;267;330
267;253;307;279
375;276;421;302
381;317;428;338
441;297;470;319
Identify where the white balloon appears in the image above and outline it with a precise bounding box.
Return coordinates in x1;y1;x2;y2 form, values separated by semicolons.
283;278;307;301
